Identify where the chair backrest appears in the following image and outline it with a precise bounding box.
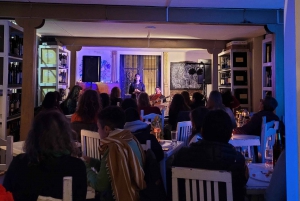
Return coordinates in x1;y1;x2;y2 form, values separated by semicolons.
260;116;279;163
0;136;13;171
71;121;98;142
141;140;151;151
37;176;72;201
176;121;192;146
81;129;101;159
141;109;165;130
172;167;233;201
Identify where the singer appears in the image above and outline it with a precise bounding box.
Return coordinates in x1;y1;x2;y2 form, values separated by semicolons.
129;73;145;96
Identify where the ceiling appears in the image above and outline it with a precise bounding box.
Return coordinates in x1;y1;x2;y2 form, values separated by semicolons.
38;20;266;40
2;0;284;9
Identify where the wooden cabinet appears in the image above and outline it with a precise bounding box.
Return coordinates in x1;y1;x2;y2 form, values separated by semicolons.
0;20;23;140
262;34;275;98
218;49;251;110
38;45;70;105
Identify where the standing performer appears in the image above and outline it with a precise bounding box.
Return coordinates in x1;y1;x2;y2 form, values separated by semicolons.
129;74;145;97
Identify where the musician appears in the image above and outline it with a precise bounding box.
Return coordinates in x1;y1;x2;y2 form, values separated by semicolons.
129;74;145;95
150;87;166;105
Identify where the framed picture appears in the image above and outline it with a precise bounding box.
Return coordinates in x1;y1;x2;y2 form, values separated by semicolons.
41;48;57;65
233;52;247;67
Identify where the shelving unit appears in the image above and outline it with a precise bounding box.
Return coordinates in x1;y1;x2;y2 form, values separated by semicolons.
0;20;23;140
262;34;275;98
38;45;70;105
218;49;251;110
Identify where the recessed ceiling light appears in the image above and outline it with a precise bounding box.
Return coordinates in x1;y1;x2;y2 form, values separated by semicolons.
145;26;156;29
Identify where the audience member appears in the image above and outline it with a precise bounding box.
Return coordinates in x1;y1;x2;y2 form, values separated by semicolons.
3;110;87;201
190;92;205;110
124;108;164;162
221;90;240;111
168;94;190;130
84;106;146;201
41;92;61;112
100;93;110;109
110;87;123;106
137;92;161;115
188;107;209;145
121;98;138;111
207;90;237;128
173;110;248;201
181;91;192;107
60;85;82;115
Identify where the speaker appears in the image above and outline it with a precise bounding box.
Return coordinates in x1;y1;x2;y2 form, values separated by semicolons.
197;65;211;84
82;56;101;82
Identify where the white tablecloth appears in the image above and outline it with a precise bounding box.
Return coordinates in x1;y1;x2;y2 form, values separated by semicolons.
246;163;271;195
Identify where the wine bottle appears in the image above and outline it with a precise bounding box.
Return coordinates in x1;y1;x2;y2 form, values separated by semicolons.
10;94;14;116
273;131;282;167
19;62;22;84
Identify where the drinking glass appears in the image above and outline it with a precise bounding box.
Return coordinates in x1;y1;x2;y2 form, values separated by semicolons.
265;148;273;169
153;121;161;141
171;131;177;145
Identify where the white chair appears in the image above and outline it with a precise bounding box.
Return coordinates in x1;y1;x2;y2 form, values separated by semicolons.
141;109;165;129
260;116;279;163
172;167;233;201
0;136;13;171
37;176;72;201
141;140;151;151
176;121;192;146
81;129;101;159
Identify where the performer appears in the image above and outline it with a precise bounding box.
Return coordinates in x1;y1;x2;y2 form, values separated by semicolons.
129;73;145;96
150;86;166;105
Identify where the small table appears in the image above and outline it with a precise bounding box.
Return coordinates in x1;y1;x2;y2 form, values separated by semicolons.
246;163;271;195
160;140;184;193
229;134;260;158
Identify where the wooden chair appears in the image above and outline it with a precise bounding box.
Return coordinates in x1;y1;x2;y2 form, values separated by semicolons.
172;167;233;201
141;140;151;151
260;116;279;163
176;121;192;146
141;109;165;129
0;136;13;171
81;129;101;159
37;176;72;201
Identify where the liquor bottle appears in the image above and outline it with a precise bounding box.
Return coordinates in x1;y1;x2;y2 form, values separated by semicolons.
19;62;22;84
267;69;272;87
9;94;14;116
8;62;12;84
273;131;282;167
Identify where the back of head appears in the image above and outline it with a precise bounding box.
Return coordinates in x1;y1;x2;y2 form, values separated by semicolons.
98;106;125;129
181;91;191;105
121;98;138;111
190;107;209;133
110;87;121;99
24;110;76;163
262;96;278;111
207;90;223;110
192;92;205;106
77;89;102;122
221;90;233;106
67;85;82;101
138;92;150;107
42;92;57;109
170;94;188;111
100;93;110;109
202;110;233;143
125;108;140;122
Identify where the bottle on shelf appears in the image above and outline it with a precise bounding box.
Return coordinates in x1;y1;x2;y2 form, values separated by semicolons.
273;131;283;167
266;69;272;87
266;44;272;63
9;93;14;116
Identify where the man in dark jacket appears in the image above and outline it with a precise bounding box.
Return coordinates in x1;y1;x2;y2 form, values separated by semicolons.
173;110;248;201
124;108;164;162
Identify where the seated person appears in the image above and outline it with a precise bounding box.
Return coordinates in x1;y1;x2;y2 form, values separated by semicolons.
100;93;110;108
149;87;166;105
188;107;209;145
121;98;138;111
265;149;286;201
221;90;240;111
190;92;205;110
173;110;248;201
138;92;161;115
110;86;123;106
124;108;164;162
3;110;87;201
83;106;146;201
233;96;284;137
168;94;190;131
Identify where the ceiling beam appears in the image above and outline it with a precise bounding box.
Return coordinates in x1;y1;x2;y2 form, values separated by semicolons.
0;2;283;25
55;37;228;49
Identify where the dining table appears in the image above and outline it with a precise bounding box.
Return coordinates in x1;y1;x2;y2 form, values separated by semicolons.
246;163;272;196
229;134;260;159
159;140;184;193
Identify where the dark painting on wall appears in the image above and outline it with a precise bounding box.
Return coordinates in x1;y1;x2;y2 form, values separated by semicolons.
170;61;211;90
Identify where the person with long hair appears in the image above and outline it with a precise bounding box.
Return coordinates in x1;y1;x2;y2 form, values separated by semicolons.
168;94;190;130
129;73;145;95
181;91;192;107
137;92;161;115
71;89;102;123
188;107;209;145
207;90;237;128
100;93;110;109
60;85;82;115
41;92;61;111
3;110;87;201
110;86;122;106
